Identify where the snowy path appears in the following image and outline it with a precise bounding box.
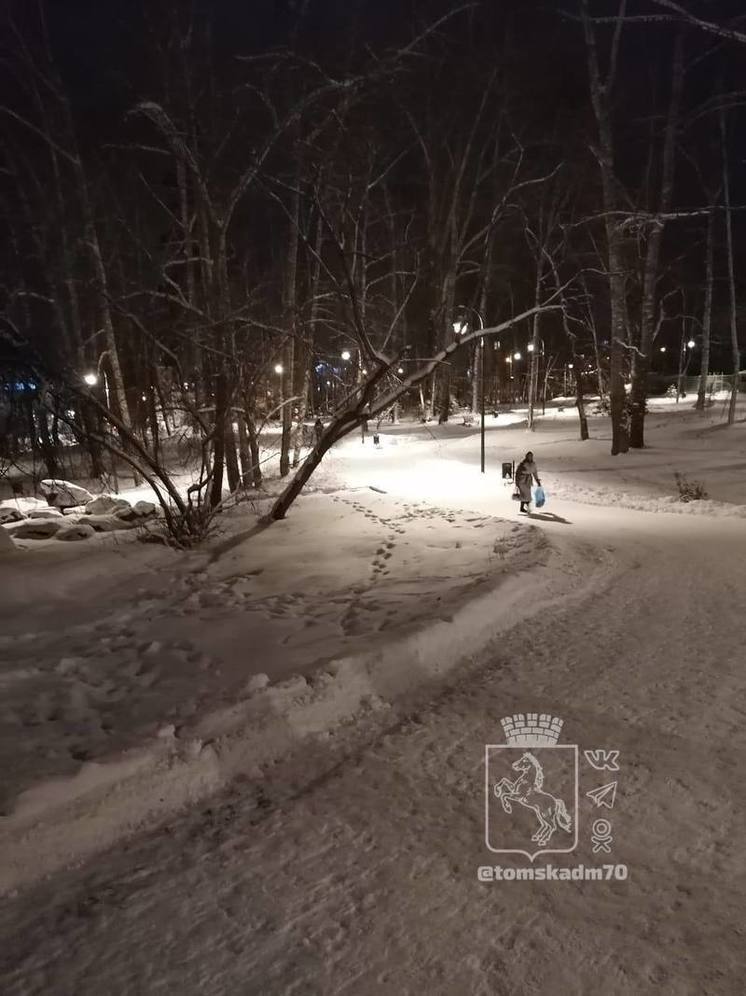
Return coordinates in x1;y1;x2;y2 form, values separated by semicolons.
1;500;744;995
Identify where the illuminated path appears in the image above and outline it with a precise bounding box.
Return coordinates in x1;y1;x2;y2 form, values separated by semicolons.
1;500;744;995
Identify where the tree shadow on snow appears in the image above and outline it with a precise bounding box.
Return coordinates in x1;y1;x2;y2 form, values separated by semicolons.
526;511;572;524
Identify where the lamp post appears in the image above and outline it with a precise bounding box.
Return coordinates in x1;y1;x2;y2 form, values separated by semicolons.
564;362;574;396
676;337;697;402
454;307;486;472
527;337;546;419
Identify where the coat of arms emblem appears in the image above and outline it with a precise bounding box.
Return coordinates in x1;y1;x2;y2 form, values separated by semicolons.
485;713;578;861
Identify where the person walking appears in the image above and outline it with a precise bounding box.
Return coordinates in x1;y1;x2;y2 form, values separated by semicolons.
514;450;541;514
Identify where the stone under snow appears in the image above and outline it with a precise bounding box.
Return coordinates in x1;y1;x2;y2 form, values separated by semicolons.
56;523;96;542
39;479;94;509
27;508;64;519
7;518;63;540
115;499;157;521
84;514;136;533
84;495;131;515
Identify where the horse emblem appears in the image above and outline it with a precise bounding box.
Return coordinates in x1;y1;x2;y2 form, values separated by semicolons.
485;713;578;860
494;751;572;847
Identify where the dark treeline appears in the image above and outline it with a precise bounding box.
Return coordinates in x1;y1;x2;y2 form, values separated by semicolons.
0;0;744;535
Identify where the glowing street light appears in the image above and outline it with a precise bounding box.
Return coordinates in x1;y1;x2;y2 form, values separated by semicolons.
397;367;404;374
513;352;522;361
687;339;696;349
341;350;351;361
659;346;666;353
453;320;467;335
83;372;98;386
527;343;535;353
274;363;284;375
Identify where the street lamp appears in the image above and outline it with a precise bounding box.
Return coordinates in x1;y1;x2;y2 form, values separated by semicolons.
274;363;284;375
341;350;351;361
677;338;697;402
83;372;98;386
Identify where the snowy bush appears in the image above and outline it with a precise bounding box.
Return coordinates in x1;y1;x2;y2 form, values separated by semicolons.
674;472;708;503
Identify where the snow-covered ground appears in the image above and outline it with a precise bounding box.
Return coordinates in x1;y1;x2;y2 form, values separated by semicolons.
0;401;745;993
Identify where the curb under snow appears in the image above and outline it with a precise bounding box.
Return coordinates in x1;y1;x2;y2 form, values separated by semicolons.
0;529;607;896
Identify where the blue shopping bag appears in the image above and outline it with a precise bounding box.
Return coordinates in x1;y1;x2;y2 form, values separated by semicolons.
534;486;546;508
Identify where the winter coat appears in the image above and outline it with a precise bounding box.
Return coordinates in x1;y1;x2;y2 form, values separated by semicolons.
515;460;539;501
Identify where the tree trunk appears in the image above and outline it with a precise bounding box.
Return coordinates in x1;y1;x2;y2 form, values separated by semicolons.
271;416;359;520
471;344;479;414
236;412;251;487
224;417;241;492
292;351;312;468
720;108;740;425
629;34;684;447
246;406;262;489
527;262;542;431
696;206;715;410
280;186;300;476
581;0;629;454
575;372;589;441
437;268;457;422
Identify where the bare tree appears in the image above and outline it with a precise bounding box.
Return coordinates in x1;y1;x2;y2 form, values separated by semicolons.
627;31;684;448
579;0;630;454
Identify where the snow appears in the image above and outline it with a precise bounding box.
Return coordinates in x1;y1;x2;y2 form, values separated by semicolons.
0;401;745;991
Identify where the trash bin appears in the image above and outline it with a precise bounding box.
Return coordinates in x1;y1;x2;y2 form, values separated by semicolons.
373;433;380;446
502;461;513;480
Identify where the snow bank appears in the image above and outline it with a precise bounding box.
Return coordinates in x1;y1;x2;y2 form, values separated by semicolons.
0;504;609;895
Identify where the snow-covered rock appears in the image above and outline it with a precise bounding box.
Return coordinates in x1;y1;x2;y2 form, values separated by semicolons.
27;508;64;519
0;496;47;514
115;499;156;522
84;495;131;516
0;507;25;524
62;505;87;516
56;523;96;542
84;514;135;533
39;479;94;509
7;518;63;539
244;673;271;694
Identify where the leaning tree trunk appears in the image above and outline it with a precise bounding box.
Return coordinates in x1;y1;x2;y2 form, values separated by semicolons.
272;413;360;520
696;206;715;411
